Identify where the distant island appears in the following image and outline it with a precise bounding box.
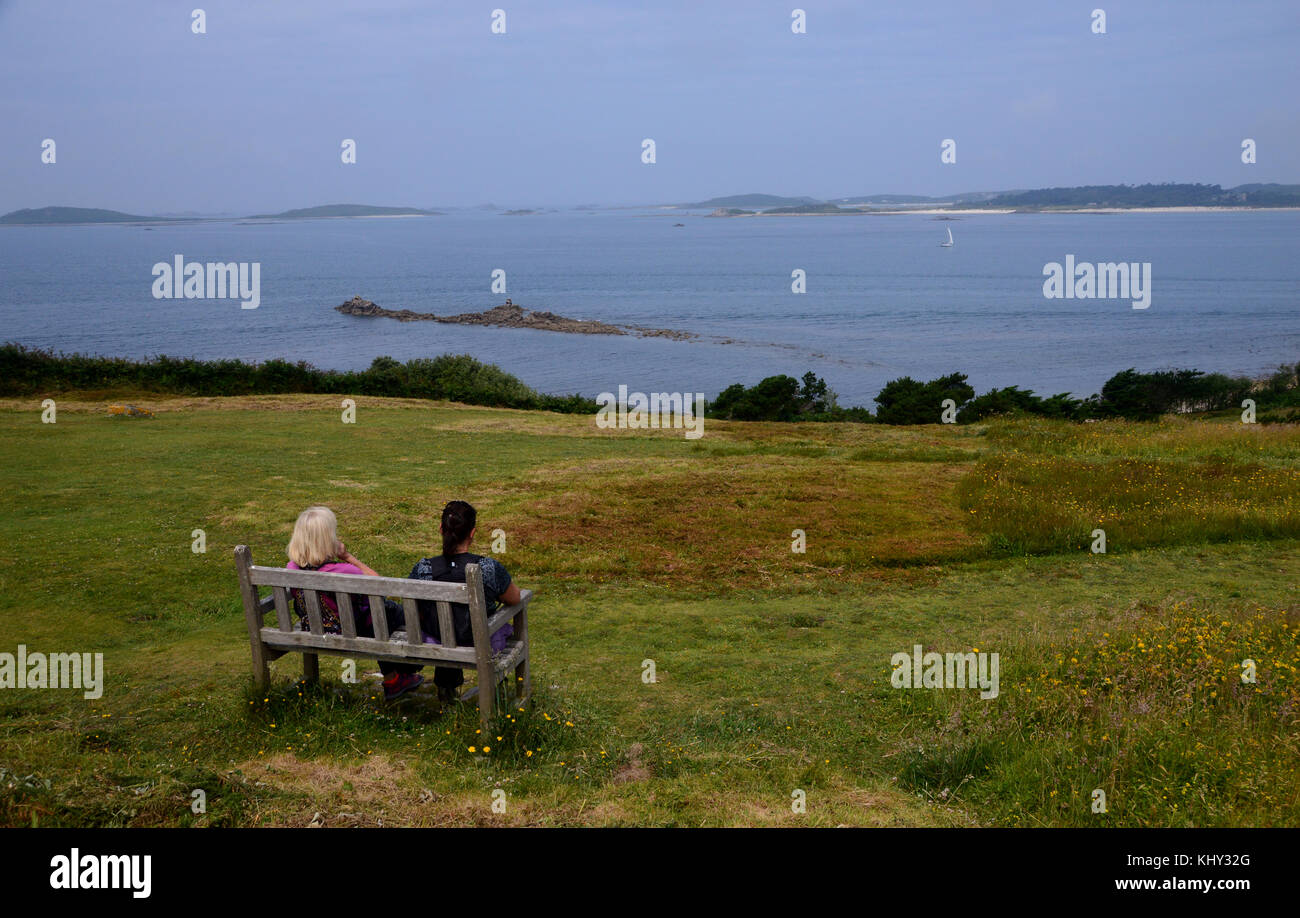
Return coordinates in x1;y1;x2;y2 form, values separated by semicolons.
675;183;1300;215
707;202;848;217
832;191;1012;205
760;202;849;215
682;193;820;209
0;206;169;225
1;203;441;225
245;204;440;219
7;183;1300;226
966;183;1300;209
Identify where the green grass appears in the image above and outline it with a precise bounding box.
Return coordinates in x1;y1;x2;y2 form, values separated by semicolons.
957;418;1300;554
0;394;1296;826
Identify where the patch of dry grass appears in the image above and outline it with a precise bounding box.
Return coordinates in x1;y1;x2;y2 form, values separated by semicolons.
497;455;981;592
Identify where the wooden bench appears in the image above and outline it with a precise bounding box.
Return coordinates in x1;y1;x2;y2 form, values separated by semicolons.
234;545;531;730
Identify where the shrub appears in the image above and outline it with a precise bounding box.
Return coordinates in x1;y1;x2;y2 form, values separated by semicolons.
707;372;868;422
0;343;595;414
958;386;1085;423
1094;368;1253;420
874;372;975;425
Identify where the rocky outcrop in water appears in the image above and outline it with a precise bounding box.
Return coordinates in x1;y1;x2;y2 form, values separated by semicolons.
334;296;429;321
335;296;693;340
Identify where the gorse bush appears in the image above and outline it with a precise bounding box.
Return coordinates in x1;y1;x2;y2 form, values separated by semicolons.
0;344;596;414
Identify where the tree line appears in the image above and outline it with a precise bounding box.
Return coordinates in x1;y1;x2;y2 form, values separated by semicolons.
5;343;1296;424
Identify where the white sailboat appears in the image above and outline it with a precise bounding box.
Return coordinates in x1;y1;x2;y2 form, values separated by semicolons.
940;226;954;247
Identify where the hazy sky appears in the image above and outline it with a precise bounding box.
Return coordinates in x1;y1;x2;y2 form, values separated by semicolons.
2;0;1297;213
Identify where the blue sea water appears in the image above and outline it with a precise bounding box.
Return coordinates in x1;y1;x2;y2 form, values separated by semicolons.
1;209;1296;405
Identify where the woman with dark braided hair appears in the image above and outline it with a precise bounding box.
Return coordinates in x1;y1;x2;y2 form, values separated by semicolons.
409;500;523;703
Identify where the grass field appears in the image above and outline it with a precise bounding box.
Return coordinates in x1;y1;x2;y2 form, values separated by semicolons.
1;393;1297;826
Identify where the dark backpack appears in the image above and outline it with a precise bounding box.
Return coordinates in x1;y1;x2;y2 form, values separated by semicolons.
410;553;487;646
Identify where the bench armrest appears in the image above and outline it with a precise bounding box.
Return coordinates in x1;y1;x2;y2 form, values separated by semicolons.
487;588;532;636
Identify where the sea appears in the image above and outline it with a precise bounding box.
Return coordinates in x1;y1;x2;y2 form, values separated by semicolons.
1;209;1296;405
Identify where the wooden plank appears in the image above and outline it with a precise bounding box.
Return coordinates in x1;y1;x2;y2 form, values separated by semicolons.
234;546;270;690
337;592;356;638
402;598;422;644
259;629;478;665
436;601;456;648
492;639;527;675
273;587;292;632
465;564;495;731
485;607;512;636
487;589;531;636
248;565;469;603
369;595;389;641
511;653;527;699
512;599;530;706
302;589;325;636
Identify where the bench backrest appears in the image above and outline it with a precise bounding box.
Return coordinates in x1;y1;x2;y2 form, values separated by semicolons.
234;544;489;649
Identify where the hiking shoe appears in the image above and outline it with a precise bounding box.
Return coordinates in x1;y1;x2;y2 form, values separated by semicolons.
437;685;459;704
383;673;424;701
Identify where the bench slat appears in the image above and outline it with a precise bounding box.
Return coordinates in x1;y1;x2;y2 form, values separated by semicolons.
235;546;271;689
337;592;356;638
369;595;389;641
465;564;494;726
248;565;469;603
303;590;324;636
486;589;531;636
402;598;422;644
273;587;292;632
260;628;478;665
436;601;456;648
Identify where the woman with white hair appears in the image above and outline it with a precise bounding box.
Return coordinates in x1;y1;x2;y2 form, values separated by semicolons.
286;505;424;700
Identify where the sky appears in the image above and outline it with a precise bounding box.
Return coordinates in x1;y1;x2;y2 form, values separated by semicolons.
2;0;1297;214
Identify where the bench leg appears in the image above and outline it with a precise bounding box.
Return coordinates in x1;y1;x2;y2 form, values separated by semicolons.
302;652;319;684
252;651;270;692
477;663;494;733
515;654;531;709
